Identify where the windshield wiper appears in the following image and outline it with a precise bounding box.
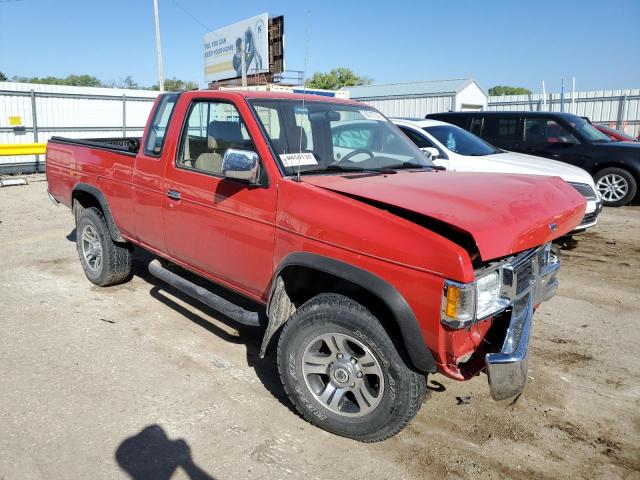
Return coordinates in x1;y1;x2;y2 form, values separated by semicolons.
298;164;397;175
384;162;442;170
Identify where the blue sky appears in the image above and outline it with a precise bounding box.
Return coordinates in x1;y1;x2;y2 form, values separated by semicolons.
1;0;639;93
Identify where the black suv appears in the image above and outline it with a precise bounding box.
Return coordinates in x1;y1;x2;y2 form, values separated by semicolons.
426;111;640;206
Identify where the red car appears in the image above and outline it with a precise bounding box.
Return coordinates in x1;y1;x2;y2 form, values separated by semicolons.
46;90;584;441
592;124;638;142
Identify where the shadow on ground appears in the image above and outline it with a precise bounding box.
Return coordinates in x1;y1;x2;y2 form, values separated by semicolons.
132;247;294;411
116;425;215;480
66;229;295;411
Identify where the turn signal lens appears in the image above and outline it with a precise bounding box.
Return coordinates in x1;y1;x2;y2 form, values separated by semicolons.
443;282;475;327
445;285;460;317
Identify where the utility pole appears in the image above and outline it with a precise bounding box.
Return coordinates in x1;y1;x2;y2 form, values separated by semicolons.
152;0;165;92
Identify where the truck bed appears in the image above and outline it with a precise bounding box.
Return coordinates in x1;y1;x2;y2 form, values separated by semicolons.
49;136;141;156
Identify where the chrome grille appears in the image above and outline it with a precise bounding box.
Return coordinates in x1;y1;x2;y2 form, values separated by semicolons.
515;261;534;296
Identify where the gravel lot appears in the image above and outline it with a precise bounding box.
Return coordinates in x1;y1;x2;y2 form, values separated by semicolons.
1;177;639;480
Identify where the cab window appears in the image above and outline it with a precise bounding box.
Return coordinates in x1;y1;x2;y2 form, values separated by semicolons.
398;127;432;149
144;93;178;155
176;101;253;175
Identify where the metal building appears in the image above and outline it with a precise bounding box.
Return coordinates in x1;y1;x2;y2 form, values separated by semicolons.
341;78;488;118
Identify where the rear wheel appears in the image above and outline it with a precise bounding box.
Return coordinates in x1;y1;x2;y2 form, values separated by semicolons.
595;167;637;206
76;207;132;286
277;293;427;442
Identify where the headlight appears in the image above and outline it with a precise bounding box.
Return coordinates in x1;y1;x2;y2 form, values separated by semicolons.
476;270;502;319
442;271;504;329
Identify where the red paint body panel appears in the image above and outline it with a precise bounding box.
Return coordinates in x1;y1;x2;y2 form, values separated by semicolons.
45;90;585;381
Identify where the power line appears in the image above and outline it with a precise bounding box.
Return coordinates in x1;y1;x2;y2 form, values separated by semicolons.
171;0;211;31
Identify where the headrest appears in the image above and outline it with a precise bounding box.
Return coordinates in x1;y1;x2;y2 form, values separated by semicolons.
208;121;244;151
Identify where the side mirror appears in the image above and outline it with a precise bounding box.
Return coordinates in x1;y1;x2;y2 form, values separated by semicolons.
420;147;440;159
221;149;260;183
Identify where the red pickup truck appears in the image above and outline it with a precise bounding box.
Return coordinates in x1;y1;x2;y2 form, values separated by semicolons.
46;90;585;442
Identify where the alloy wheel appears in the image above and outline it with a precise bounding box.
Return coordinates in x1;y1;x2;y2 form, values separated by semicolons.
301;332;385;417
597;173;629;202
81;224;103;272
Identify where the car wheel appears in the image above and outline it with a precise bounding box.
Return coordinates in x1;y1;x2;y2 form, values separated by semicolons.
76;207;132;286
277;293;427;442
595;167;637;206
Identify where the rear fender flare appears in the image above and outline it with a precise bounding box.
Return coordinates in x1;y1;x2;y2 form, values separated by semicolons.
72;183;125;242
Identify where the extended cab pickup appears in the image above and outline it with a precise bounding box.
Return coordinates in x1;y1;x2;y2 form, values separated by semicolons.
46;90;585;442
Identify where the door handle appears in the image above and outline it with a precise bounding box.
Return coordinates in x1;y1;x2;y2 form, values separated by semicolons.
167;189;181;201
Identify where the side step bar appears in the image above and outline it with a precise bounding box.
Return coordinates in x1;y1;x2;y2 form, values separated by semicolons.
148;259;266;327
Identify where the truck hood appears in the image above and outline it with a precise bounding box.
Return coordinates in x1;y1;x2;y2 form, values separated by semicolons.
487;151;596;187
302;171;585;261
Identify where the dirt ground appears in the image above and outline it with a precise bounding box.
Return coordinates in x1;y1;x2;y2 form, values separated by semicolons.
1;176;639;480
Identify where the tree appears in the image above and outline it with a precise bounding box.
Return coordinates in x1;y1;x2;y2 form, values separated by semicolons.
105;75;141;89
11;74;102;87
0;72;7;81
488;85;532;96
305;67;372;90
152;78;199;92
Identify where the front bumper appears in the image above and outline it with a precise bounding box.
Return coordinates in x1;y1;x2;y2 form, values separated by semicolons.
485;247;560;400
574;198;603;230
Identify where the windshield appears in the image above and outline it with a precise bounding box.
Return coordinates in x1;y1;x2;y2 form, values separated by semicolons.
568;116;611;143
424;124;499;156
248;99;434;175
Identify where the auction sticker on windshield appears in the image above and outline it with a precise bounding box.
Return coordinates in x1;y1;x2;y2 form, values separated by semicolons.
360;110;386;121
280;152;318;167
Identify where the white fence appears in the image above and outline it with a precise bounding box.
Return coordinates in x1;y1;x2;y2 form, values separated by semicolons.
0;82;159;174
488;89;640;138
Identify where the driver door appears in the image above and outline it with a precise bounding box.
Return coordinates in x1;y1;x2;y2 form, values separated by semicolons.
522;117;588;169
161;99;277;298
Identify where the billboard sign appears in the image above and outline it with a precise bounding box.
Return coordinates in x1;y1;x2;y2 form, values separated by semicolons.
203;13;269;83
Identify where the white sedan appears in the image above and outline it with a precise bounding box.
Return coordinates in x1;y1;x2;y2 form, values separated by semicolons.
393;118;602;231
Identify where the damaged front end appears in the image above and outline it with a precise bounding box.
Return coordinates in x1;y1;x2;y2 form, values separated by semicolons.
441;243;560;400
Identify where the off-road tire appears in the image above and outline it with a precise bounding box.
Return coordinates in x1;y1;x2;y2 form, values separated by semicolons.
277;293;427;442
76;207;132;287
594;167;637;207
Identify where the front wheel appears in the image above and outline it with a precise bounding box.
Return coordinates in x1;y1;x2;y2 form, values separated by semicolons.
595;167;637;206
277;294;427;442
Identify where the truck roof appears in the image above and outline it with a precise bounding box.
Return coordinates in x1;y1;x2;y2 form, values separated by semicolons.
182;89;360;106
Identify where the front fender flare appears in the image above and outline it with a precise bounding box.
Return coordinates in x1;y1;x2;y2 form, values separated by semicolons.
262;252;437;374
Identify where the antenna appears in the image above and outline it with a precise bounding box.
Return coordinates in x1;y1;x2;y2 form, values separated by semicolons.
296;10;311;182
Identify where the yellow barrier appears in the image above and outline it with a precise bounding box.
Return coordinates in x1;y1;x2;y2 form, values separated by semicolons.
0;143;47;156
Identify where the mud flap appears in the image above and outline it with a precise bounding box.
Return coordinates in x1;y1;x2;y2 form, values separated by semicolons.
260;276;296;357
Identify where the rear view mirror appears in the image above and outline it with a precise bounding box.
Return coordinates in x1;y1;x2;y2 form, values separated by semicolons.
420;147;440;159
222;149;260;183
309;111;341;122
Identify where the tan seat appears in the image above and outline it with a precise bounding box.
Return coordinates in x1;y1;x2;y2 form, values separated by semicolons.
194;127;224;174
194;121;246;175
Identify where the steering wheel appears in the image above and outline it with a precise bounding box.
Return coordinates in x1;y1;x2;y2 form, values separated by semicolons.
339;148;375;163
